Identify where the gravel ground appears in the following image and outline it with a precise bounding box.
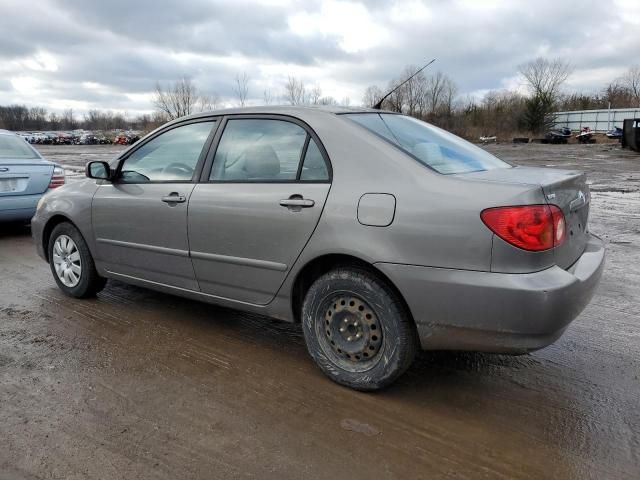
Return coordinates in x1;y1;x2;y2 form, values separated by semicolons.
1;142;638;479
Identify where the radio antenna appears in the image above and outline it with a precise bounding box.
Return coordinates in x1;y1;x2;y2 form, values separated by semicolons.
372;58;436;110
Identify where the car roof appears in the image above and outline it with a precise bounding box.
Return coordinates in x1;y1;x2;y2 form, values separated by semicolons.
181;105;396;122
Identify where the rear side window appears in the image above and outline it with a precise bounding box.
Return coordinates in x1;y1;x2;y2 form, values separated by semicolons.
300;139;329;181
345;113;510;175
211;119;307;181
0;135;39;159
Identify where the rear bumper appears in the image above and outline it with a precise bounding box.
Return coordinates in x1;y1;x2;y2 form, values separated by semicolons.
0;193;42;222
375;233;605;354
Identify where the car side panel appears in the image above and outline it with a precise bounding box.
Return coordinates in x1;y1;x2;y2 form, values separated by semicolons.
188;183;330;304
31;179;100;261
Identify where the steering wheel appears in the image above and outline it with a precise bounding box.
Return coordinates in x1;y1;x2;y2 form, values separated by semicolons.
163;162;194;177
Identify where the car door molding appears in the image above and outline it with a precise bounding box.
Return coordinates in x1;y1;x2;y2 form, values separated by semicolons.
190;250;288;272
96;238;190;257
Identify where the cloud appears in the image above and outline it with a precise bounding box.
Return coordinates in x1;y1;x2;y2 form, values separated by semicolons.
0;0;637;115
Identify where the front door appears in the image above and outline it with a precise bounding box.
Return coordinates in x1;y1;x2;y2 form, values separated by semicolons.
188;117;332;304
92;120;217;290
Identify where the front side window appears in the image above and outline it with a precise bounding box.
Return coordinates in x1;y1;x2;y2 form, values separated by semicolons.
0;135;39;159
211;119;308;181
345;113;511;175
119;121;215;183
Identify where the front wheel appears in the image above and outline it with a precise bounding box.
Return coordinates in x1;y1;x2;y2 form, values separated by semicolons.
301;268;418;391
48;222;107;298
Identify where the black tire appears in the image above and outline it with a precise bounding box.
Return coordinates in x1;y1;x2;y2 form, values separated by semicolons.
48;222;107;298
301;267;418;391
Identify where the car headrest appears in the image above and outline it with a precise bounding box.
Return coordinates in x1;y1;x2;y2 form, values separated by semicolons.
244;144;280;179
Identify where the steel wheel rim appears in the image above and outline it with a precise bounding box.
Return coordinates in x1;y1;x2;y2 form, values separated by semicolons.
317;293;384;372
52;235;82;288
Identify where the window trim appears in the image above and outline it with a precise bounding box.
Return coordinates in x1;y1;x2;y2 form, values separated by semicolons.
112;118;220;185
199;114;332;184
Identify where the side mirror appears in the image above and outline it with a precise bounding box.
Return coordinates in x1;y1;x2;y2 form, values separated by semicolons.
86;161;112;180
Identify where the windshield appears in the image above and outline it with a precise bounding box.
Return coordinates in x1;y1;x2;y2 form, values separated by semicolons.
0;135;40;159
345;113;510;174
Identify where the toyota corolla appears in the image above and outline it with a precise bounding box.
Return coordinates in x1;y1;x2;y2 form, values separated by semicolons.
31;106;605;390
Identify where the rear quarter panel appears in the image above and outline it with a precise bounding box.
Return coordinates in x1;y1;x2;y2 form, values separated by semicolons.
269;111;549;321
283;113;545;271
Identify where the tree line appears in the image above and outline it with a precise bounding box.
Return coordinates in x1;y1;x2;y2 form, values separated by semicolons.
363;59;640;137
0;105;165;132
2;60;638;138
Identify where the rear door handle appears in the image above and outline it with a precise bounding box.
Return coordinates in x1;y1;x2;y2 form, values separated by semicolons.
279;198;315;208
161;193;186;204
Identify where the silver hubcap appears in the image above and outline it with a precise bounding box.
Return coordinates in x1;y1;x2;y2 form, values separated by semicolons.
52;235;82;287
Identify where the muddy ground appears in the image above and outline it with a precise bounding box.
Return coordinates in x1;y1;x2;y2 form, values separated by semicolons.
1;143;639;479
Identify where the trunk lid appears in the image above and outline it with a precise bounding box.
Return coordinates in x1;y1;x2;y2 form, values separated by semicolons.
458;166;590;269
0;159;54;196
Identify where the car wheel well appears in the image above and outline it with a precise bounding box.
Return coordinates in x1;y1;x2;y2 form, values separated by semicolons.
291;254;415;326
42;215;76;261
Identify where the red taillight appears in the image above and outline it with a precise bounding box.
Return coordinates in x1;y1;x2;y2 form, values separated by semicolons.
481;204;566;251
48;166;65;189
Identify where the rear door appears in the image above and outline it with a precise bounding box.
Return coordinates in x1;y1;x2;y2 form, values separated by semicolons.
188;116;332;304
92;120;217;290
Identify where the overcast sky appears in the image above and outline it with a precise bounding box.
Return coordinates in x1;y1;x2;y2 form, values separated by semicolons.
1;0;638;116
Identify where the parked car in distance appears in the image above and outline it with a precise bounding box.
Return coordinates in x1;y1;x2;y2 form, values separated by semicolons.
31;106;605;390
0;129;65;222
606;126;623;140
545;127;572;144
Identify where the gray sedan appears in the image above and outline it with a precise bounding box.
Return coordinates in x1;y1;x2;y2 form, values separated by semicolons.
31;106;605;390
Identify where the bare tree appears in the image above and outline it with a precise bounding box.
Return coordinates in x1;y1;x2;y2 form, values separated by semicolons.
284;76;306;105
317;96;338;106
263;89;273;105
309;85;322;105
233;72;250;107
518;57;573;101
154;77;221;119
153;77;199;120
61;109;76;129
422;71;457;116
362;85;384;108
198;93;221;112
48;112;60;129
620;65;640;105
385;76;406;112
399;65;427;116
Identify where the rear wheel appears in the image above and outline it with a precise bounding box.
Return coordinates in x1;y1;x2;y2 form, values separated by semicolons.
48;222;106;298
301;268;418;391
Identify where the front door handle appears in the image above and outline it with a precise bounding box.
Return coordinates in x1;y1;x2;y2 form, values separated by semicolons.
161;192;186;204
280;197;315;208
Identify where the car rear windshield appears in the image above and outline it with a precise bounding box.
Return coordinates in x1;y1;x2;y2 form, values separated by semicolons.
344;113;510;174
0;135;40;159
